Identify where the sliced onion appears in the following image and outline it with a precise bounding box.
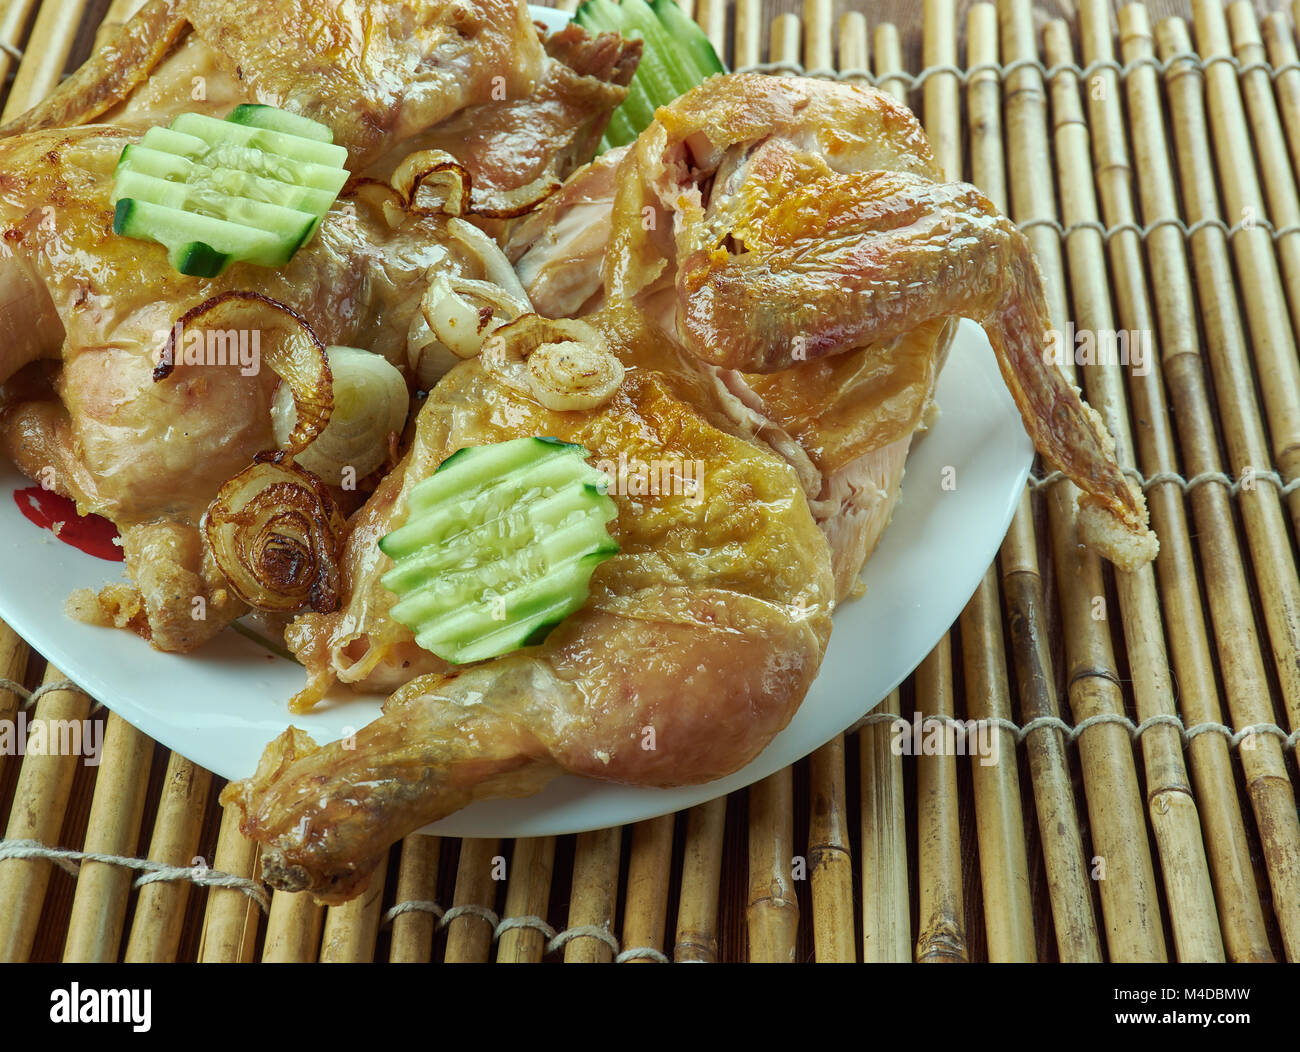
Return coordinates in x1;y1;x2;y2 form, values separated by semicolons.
471;172;564;219
482;315;624;411
391;150;472;217
154;291;331;455
271;346;409;485
204;458;346;613
346;152;472;228
445;217;532;303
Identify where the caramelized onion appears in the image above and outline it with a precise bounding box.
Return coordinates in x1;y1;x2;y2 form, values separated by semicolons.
153;291;332;455
204;458;346;614
482;314;624;411
347;151;472;227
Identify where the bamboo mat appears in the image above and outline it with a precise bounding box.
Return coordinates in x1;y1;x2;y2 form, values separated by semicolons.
1;0;1299;964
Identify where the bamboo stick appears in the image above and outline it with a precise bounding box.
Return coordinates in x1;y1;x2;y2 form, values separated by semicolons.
801;0;831;71
1154;12;1300;963
807;736;855;961
1001;0;1167;962
61;713;151;962
966;2;1065;964
318;862;387;963
1091;0;1273;964
746;770;798;962
0;0;40;95
959;576;1036;961
734;0;761;70
197;804;261;962
924;0;961;178
1;0;88;121
915;0;969;967
873;23;905;101
913;642;967;962
620;814;674;960
123;752;211;962
444;838;501;963
261;890;323;962
1227;2;1300;341
497;837;555;963
388;834;441;963
837;11;869;84
769;12;799;69
564;827;621;963
1047;12;1223;961
94;0;147;49
977;0;1100;962
0;667;92;962
858;694;910;961
556;0;580;13
672;797;726;962
0;620;29;788
1263;13;1300;186
694;0;726;64
1193;0;1300;564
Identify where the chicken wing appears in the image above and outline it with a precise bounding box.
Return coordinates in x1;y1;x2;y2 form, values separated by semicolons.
513;74;1157;571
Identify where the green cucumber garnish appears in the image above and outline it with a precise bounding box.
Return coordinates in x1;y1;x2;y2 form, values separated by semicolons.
379;437;619;665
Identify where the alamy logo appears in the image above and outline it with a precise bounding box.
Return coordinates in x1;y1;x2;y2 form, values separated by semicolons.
152;322;261;376
49;984;151;1032
1043;323;1151;377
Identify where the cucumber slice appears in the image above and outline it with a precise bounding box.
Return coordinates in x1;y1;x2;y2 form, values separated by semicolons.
117;145;338;214
170;112;347;168
576;0;726;149
226;103;334;144
113;198;307;275
650;0;725;78
114;105;348;275
380;437;619;664
113;169;320;237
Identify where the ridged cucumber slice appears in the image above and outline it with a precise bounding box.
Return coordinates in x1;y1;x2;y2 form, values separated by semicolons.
112;105;348;276
113;198;306;274
226;103;334;143
170;112;347;168
380;437;619;664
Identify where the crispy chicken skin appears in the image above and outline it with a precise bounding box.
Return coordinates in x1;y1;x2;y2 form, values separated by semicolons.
0;2;636;651
0;126;493;648
1;0;547;170
223;302;835;902
516;74;1158;571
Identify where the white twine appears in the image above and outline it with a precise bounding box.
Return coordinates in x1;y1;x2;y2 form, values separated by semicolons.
848;710;1299;752
0;41;22;62
1028;467;1300;498
0;839;270;912
1019;213;1300;243
380;899;666;961
0;677;103;714
733;50;1293;91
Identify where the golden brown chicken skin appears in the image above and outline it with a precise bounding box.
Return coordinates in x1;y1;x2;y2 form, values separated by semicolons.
223;302;835;902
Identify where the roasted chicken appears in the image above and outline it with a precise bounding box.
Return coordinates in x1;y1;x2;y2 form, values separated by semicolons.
222;74;1156;902
0;0;1158;904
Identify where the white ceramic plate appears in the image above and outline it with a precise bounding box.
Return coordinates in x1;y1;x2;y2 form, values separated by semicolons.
0;317;1031;836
